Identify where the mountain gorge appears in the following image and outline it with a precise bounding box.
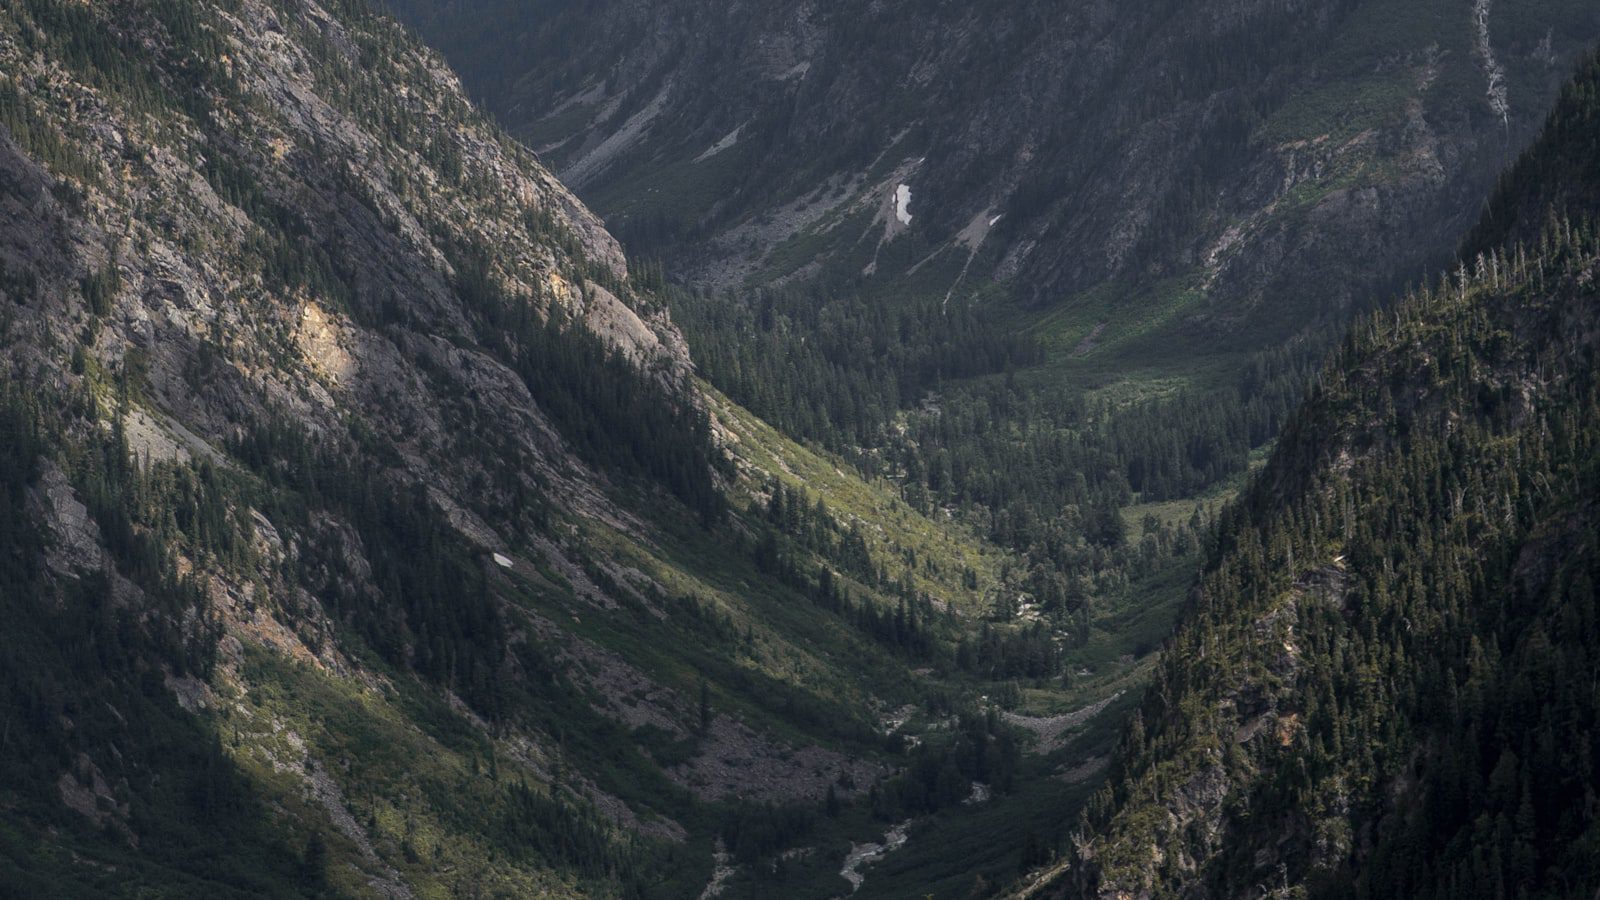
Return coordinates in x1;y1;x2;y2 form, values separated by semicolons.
1;0;1598;898
0;0;1067;895
391;2;1600;698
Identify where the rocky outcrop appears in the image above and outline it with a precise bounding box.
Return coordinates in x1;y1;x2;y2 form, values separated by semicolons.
0;0;694;541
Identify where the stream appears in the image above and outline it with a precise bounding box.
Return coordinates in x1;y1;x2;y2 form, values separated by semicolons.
838;819;913;893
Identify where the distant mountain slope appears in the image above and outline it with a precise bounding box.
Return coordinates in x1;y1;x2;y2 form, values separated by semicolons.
1029;50;1600;899
0;1;1116;896
392;0;1597;348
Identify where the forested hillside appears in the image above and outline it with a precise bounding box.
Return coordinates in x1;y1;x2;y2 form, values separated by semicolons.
392;0;1600;714
0;0;1147;896
1033;50;1600;899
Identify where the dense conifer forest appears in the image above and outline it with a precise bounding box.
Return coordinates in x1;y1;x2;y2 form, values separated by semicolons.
1063;50;1600;898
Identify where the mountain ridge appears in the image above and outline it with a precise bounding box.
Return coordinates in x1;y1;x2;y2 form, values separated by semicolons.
393;0;1599;351
1038;48;1600;899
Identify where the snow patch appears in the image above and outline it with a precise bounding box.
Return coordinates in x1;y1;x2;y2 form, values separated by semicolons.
492;552;513;568
894;184;914;226
862;155;926;274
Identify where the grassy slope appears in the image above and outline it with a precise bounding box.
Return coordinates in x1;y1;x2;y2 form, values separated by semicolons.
189;381;1135;899
695;391;1201;898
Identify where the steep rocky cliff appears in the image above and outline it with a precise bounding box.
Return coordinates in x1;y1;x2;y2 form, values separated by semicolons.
3;0;701;510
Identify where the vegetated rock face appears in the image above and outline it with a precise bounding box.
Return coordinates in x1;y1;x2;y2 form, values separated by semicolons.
393;0;1598;343
0;0;712;715
1;0;695;526
0;0;943;894
1039;54;1600;898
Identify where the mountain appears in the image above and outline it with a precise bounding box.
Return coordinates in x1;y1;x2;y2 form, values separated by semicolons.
6;0;1599;897
375;6;1600;894
1030;50;1600;899
0;0;1116;896
391;0;1596;348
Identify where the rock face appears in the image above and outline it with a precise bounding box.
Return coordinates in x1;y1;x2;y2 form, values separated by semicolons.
0;0;734;584
392;0;1599;348
0;0;696;518
0;1;964;894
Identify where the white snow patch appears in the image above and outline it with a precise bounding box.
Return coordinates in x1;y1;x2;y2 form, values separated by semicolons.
989;214;1003;227
894;184;914;226
493;553;514;569
862;155;926;274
